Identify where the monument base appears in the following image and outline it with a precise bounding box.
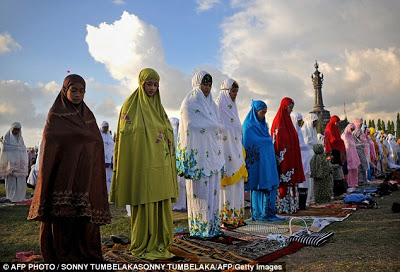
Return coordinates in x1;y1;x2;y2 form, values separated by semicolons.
311;109;331;133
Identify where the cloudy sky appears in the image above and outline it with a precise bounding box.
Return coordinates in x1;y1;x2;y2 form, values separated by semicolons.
1;0;399;147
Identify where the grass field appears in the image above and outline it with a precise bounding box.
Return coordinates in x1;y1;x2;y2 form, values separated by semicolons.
1;182;400;271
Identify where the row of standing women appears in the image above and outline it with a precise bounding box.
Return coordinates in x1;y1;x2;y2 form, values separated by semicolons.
173;71;308;240
15;68;398;263
323;115;400;195
24;69;305;262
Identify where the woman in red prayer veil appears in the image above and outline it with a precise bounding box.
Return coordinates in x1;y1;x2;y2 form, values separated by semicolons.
324;116;346;162
271;97;305;214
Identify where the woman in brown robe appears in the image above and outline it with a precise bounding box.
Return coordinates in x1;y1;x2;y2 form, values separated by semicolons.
28;74;111;262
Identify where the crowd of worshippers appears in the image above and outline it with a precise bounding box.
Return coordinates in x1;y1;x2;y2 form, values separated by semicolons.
1;70;399;263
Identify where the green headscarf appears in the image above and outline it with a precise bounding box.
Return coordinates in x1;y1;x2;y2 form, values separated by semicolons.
110;68;178;206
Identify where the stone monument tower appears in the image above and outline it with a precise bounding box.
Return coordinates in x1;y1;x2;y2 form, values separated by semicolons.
311;61;331;131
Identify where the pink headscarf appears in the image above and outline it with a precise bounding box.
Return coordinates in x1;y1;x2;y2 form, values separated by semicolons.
341;123;360;170
353;118;363;129
353;118;368;157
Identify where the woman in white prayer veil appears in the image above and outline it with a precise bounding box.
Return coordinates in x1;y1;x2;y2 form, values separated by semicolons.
387;134;400;169
301;113;321;204
302;113;322;148
216;78;248;229
0;122;28;202
290;112;312;209
169;117;187;211
27;139;43;189
176;71;224;239
100;121;114;196
375;131;387;172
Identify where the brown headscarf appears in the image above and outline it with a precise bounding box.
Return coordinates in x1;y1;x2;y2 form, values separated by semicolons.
28;74;111;225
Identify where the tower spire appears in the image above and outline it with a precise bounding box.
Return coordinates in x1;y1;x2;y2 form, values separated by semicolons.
312;60;324;111
310;60;331;132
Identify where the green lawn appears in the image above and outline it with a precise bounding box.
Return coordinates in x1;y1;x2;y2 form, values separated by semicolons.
1;182;400;272
282;189;400;272
0;183;188;262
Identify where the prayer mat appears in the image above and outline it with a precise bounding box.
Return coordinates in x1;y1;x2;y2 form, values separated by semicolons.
12;251;43;263
175;233;283;261
235;219;315;236
278;206;354;218
102;231;298;270
234;223;289;235
256;241;304;263
0;199;32;207
13;199;32;205
308;203;359;209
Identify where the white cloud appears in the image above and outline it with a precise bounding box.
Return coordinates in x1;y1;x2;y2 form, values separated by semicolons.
86;4;400;133
219;0;400;125
0;80;50;147
0;32;21;54
37;81;60;95
0;78;128;147
112;0;125;5
196;0;221;12
93;97;119;119
86;11;193;113
0;103;16;114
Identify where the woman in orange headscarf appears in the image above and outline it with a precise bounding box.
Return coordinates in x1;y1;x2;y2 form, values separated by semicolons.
270;97;305;214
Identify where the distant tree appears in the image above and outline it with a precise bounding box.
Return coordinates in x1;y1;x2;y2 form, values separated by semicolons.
382;120;386;133
387;121;391;134
372;119;376;129
391;120;396;135
377;119;382;131
368;120;372;127
397;113;400;138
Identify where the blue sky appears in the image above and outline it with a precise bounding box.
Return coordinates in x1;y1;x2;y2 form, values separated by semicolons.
1;0;400;147
0;0;229;84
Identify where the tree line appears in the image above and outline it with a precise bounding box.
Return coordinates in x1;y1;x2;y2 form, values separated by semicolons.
365;112;400;136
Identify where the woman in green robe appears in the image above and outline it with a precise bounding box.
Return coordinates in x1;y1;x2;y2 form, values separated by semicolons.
310;144;333;203
110;68;178;260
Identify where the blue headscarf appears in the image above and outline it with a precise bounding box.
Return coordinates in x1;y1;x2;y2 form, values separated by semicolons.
242;100;279;190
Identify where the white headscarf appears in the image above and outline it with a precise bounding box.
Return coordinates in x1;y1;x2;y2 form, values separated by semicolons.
27;138;43;186
217;78;242;134
0;122;28;177
216;78;246;185
383;134;390;151
100;121;114;164
301;113;321;147
387;134;399;167
290;112;311;177
375;131;384;159
177;71;224;179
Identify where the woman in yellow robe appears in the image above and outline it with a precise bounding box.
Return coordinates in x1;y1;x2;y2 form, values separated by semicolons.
110;68;178;260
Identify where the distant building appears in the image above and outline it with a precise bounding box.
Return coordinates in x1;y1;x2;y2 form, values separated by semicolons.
338;117;349;133
311;61;331;132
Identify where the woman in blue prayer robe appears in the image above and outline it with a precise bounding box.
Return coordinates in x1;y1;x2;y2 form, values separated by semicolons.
242;100;282;221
